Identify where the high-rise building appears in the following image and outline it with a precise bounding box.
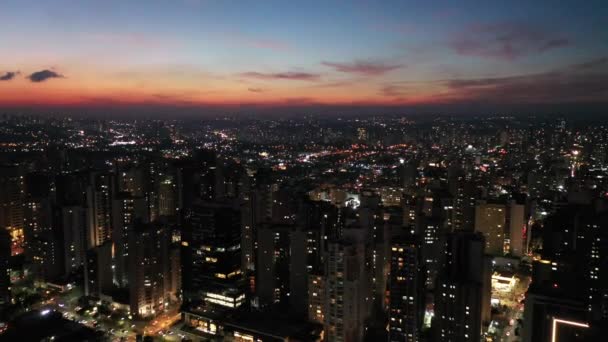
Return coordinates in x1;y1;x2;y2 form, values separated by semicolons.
255;222;309;314
128;221;179;317
0;165;25;256
84;241;113;297
388;235;425;342
240;192;257;273
0;228;11;305
256;223;292;308
433;232;491;342
117;166;145;197
182;201;245;309
111;194;148;287
86;172;114;248
523;204;608;341
323;237;370;342
24;182;63;282
308;274;325;324
449;176;477;232
157;175;177;218
474;201;525;257
474;203;505;256
59;205;87;276
416;194;449;289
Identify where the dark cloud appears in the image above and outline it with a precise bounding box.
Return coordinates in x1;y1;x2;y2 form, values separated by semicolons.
239;71;320;81
308;79;360;89
570;57;608;70
322;60;403;76
248;87;264;93
449;22;570;60
0;71;19;81
28;69;64;82
380;84;410;97
444;69;608;104
539;38;570;52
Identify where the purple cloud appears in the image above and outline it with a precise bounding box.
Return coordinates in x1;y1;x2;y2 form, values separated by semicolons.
449;22;570;60
239;71;320;81
444;63;608;103
322;60;403;76
570;57;608;70
380;84;410;97
539;38;570;52
28;69;64;82
0;71;19;81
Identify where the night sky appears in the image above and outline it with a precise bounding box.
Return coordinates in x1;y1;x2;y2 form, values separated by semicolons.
1;0;607;115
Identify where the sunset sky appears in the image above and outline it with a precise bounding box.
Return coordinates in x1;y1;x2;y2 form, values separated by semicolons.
1;0;607;114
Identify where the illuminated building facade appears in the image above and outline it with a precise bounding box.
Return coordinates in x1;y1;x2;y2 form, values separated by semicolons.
324;239;370;342
183;201;245;309
388;235;425;342
308;274;325;324
86;172;114;248
111;194;148;287
0;165;25;256
128;221;179;317
474;201;525;257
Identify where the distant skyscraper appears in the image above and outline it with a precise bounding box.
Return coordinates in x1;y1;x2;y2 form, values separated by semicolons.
450;176;476;232
117;166;145;197
157;175;177;218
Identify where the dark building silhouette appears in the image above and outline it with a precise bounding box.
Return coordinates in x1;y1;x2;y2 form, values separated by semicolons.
433;232;491;342
182;201;245;309
388;234;425;341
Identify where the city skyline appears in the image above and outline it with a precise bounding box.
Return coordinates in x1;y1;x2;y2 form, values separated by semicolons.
2;2;608;341
1;0;607;115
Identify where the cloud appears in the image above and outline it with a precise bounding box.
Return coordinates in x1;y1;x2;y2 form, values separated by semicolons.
28;69;64;82
539;38;570;52
309;79;360;89
322;60;403;76
0;71;19;81
239;71;320;81
449;22;570;60
380;84;410;97
443;64;608;103
570;57;608;70
248;87;264;93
